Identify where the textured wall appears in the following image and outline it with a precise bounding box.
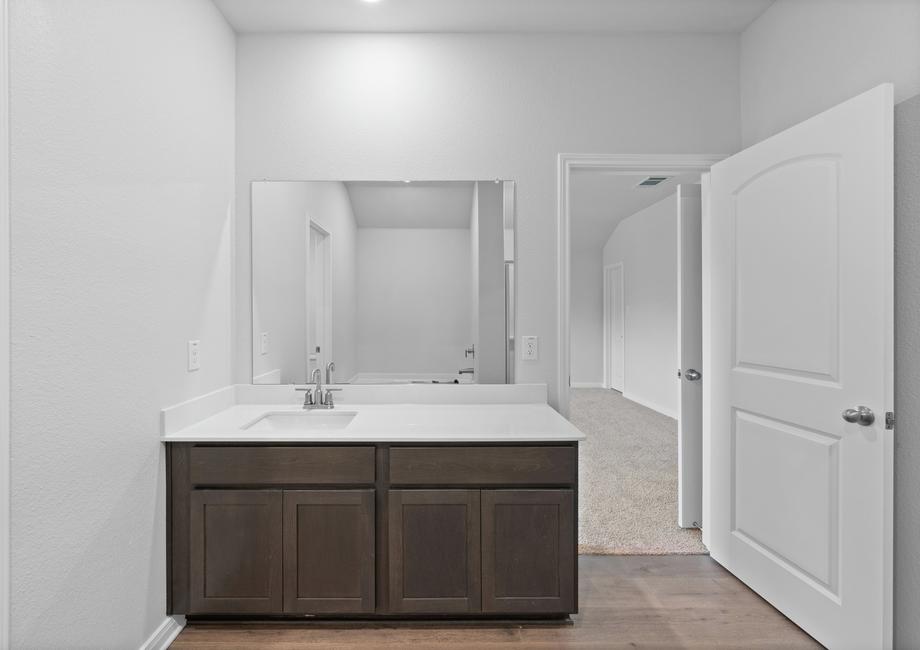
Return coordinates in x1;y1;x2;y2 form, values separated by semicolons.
894;92;920;650
9;1;235;646
740;0;920;146
234;33;742;407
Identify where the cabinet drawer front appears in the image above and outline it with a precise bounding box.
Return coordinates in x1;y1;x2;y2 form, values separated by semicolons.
389;446;576;486
190;446;375;486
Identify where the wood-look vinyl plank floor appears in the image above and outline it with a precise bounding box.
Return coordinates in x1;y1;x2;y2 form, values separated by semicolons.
170;555;822;649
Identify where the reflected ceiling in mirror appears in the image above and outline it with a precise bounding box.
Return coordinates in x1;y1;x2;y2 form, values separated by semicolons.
251;180;515;386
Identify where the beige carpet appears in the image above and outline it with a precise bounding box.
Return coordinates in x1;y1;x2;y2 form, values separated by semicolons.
571;388;707;555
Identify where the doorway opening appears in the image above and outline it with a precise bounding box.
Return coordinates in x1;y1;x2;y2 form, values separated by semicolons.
558;154;723;555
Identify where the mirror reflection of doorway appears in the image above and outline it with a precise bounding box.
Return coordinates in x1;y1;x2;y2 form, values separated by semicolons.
306;221;332;380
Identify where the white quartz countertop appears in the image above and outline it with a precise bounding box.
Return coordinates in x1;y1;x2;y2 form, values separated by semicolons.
161;402;585;443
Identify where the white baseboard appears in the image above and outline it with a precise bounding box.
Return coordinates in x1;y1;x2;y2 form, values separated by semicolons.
140;616;184;650
571;382;604;388
623;391;678;420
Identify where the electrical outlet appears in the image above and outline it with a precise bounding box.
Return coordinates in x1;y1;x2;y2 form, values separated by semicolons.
260;331;269;355
521;335;538;361
187;340;201;371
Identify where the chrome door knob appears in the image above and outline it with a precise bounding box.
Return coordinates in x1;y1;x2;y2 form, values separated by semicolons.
684;369;701;381
842;406;875;426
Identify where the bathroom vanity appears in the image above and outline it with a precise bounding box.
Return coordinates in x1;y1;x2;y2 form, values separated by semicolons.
163;391;583;621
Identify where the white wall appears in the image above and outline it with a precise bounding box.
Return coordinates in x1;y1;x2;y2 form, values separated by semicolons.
603;195;678;417
894;91;920;650
356;228;471;375
251;181;358;384
570;246;604;386
740;0;920;146
234;33;743;406
740;3;920;645
8;0;235;647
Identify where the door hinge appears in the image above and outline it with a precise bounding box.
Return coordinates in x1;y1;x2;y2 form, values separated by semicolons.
886;411;895;430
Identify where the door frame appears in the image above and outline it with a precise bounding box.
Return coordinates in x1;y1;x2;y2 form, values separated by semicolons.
1;0;10;644
556;153;727;416
602;262;624;391
305;218;333;381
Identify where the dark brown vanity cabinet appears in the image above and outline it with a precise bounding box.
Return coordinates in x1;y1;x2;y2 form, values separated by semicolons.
168;442;578;619
283;489;375;614
189;489;283;614
388;489;482;613
481;489;575;613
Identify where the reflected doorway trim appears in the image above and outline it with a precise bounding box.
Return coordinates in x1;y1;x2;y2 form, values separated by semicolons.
305;218;333;383
602;263;624;392
0;0;10;645
556;153;727;416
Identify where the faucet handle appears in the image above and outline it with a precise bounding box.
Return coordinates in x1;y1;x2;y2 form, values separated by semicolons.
322;388;341;407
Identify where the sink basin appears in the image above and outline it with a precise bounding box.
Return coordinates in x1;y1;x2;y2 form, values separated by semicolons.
244;411;357;433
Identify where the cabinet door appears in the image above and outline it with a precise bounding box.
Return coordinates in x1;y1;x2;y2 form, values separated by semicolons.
189;490;283;614
388;490;481;613
481;490;575;614
283;490;375;614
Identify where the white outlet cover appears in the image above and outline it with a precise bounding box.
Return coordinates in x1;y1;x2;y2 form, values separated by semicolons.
187;340;201;371
521;335;538;361
260;332;269;355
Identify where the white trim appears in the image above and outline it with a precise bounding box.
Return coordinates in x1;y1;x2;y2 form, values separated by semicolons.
570;382;604;389
0;0;10;646
305;218;333;381
139;616;185;650
556;153;727;416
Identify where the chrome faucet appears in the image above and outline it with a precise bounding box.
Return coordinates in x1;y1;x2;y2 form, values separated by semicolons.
325;361;336;385
303;367;338;409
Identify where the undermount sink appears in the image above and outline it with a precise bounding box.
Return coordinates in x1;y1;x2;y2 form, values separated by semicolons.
243;411;357;433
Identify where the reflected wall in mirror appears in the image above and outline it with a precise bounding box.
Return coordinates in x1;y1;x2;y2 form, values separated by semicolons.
251;180;515;385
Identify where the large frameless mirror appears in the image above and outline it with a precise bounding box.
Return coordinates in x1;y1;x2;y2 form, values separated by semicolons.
250;180;515;385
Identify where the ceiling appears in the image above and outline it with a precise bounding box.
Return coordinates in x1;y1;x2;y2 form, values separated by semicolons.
345;181;475;228
214;0;774;34
569;170;701;251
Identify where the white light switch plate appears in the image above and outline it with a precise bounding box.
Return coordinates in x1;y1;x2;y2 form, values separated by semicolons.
187;340;201;371
521;335;538;361
260;332;269;355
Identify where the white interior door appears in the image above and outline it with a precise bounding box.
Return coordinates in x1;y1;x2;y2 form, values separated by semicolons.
706;84;893;649
604;263;625;392
677;184;703;529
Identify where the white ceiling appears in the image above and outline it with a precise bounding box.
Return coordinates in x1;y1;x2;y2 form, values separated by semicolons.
569;170;701;250
214;0;774;34
345;181;475;228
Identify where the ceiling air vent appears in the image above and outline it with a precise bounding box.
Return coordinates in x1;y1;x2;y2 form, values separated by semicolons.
636;176;670;187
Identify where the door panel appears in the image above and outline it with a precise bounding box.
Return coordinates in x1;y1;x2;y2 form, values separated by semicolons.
481;490;575;614
388;490;481;613
283;490;375;614
189;490;283;614
678;184;703;528
707;84;893;649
